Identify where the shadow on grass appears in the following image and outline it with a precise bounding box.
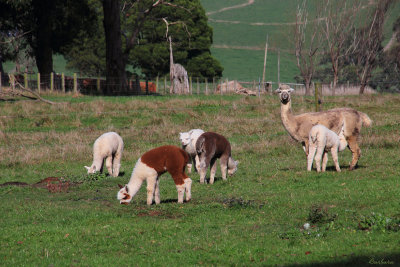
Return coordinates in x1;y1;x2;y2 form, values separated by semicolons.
287;253;400;266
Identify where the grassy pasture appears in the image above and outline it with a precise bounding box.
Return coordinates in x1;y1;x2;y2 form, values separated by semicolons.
1;93;400;266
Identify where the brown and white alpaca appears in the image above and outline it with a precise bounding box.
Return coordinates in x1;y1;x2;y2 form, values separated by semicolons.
84;132;123;177
117;145;192;205
307;124;348;172
196;132;238;184
276;84;372;170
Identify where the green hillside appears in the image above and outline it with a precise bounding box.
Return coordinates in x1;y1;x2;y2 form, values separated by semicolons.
201;0;400;82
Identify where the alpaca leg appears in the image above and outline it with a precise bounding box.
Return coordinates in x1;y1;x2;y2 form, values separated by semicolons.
314;146;324;172
322;152;328;172
307;145;317;171
198;154;208;184
209;158;218;184
331;147;341;172
184;178;192;202
187;156;192;174
347;136;361;170
176;184;185;203
105;156;113;175
220;155;229;181
154;178;161;204
146;176;157;205
195;155;200;172
112;153;122;177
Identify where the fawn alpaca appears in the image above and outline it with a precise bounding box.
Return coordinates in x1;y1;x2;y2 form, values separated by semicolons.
117;145;192;205
196;132;238;184
307;124;347;172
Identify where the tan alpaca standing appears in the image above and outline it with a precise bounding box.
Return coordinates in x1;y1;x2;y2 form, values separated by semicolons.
307;124;347;172
275;84;372;170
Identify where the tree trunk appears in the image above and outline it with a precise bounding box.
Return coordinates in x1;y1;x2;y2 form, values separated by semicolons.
102;0;127;95
33;0;54;89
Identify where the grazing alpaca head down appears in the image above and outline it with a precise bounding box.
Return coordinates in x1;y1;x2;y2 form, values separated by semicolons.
117;145;192;205
196;132;238;184
84;131;124;177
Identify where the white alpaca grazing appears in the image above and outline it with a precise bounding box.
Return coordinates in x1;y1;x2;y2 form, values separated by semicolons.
179;129;205;173
117;145;192;205
307;125;347;172
84;132;124;177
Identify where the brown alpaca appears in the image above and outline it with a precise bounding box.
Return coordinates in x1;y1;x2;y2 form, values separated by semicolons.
276;84;372;170
117;145;192;205
196;132;238;184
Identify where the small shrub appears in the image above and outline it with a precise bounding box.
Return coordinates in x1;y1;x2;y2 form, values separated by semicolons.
308;204;337;225
356;212;400;232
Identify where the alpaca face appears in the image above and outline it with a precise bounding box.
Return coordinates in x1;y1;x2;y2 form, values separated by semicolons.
227;159;239;176
84;165;97;174
117;185;132;205
275;84;294;104
179;132;191;146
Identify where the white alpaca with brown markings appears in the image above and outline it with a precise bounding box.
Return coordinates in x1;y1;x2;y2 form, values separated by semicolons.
117;145;192;205
84;132;123;177
307;124;347;172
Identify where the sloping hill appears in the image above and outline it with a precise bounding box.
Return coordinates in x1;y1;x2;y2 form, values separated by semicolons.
201;0;400;82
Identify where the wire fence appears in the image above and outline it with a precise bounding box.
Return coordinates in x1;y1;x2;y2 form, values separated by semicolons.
0;71;394;97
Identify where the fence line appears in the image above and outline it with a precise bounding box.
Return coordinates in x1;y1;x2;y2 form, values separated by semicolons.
1;71;395;97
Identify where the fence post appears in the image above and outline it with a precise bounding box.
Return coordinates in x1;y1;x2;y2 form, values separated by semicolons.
164;76;167;95
258;77;261;98
37;73;40;94
156;76;159;94
24;73;28;89
62;73;65;93
11;74;15;90
213;77;216;94
50;72;54;92
73;73;77;94
97;78;101;93
205;78;208;95
197;77;199;95
220;79;223;95
189;76;192;95
315;82;320;112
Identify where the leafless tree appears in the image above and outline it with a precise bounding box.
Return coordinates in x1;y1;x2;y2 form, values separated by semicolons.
351;0;395;94
293;0;322;95
318;0;362;92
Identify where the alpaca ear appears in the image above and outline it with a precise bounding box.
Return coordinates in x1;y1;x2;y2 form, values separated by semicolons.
275;88;281;94
84;166;90;171
92;165;96;172
235;160;239;165
289;88;295;93
118;184;124;189
125;186;129;193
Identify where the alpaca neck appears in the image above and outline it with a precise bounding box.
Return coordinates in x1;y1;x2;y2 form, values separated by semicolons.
280;101;299;140
126;174;144;199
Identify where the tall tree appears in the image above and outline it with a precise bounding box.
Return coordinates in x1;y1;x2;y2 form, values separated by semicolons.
351;0;394;94
0;0;95;87
293;0;322;95
319;0;361;91
102;0;127;94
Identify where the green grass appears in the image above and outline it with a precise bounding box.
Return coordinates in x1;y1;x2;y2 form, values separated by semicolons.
1;93;399;266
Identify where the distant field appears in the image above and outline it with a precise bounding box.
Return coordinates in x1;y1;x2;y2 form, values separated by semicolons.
1;93;399;266
202;0;400;82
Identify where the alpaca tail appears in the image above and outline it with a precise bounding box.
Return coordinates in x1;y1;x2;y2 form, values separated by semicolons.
196;135;205;155
360;112;372;127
